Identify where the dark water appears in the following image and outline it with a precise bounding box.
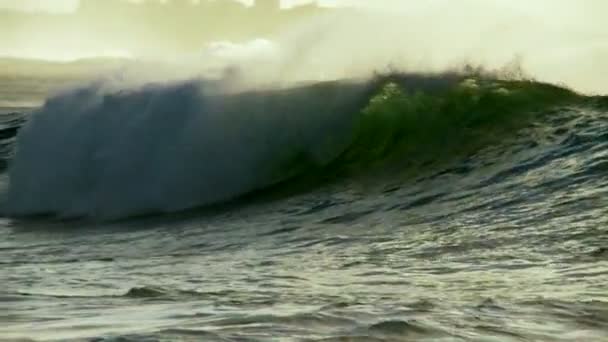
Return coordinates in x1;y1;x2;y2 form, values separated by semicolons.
1;76;608;341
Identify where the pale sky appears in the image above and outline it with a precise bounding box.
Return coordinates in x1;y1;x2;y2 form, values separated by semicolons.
0;0;324;12
0;0;606;93
0;0;606;21
0;0;557;11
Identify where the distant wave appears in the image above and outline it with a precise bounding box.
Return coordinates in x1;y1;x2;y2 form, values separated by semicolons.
3;72;600;220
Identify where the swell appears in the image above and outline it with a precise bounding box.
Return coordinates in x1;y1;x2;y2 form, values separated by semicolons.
2;72;601;220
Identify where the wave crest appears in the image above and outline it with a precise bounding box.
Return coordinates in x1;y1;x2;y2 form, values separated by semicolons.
4;73;582;220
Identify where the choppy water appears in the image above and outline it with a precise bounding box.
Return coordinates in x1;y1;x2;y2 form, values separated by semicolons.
1;75;608;341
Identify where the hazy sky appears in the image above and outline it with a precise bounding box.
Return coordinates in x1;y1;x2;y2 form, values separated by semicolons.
0;0;606;93
0;0;342;11
0;0;606;20
0;0;366;11
0;0;578;11
0;0;607;23
0;0;323;11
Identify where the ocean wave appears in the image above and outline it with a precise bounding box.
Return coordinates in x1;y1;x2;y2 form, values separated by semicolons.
4;77;369;219
2;72;601;220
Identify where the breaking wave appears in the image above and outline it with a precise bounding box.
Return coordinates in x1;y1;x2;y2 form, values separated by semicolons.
3;72;601;220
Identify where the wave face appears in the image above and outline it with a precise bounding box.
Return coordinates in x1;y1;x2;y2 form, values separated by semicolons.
5;79;370;219
2;73;592;219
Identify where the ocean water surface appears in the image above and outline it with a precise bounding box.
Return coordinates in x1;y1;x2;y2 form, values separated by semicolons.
1;73;607;341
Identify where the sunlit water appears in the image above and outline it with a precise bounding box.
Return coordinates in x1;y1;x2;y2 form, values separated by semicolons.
1;99;608;341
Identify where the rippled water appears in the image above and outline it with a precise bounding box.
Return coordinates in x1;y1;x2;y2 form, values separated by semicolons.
2;102;607;341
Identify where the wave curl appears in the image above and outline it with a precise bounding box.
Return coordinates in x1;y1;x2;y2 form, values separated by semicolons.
3;73;590;219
